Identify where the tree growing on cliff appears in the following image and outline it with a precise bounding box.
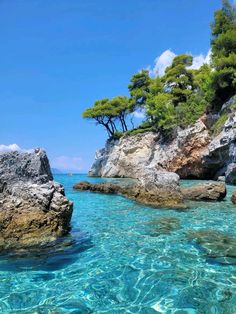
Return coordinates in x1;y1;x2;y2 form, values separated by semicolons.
82;96;132;137
128;70;151;108
146;93;176;130
210;0;236;110
163;54;195;106
83;98;116;137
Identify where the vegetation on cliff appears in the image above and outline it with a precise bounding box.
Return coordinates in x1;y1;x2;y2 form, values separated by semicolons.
83;0;236;138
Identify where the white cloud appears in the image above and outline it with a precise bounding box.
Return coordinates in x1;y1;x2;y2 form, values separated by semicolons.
132;110;145;119
0;144;33;153
150;49;176;77
149;49;211;77
51;155;83;172
188;49;211;70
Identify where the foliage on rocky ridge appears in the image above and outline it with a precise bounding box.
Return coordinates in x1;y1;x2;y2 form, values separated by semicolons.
83;0;236;138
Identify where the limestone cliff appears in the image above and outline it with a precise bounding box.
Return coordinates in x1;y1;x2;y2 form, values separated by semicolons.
89;112;236;184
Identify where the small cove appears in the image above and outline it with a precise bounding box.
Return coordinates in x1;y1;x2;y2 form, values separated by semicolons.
0;174;235;313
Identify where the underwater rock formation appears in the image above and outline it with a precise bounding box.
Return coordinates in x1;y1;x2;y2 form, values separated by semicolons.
187;229;236;265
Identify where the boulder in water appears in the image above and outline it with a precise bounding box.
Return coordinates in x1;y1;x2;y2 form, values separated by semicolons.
0;149;73;250
181;182;226;201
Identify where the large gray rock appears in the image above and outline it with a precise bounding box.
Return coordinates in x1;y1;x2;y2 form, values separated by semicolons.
0;149;73;250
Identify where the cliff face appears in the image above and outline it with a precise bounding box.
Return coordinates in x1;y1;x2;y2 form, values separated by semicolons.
0;149;73;250
89;113;236;184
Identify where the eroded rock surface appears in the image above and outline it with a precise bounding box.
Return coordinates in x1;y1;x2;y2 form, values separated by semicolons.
0;149;73;250
181;182;226;201
74;171;184;208
89;119;210;180
89;112;236;185
204;112;236;184
231;191;236;204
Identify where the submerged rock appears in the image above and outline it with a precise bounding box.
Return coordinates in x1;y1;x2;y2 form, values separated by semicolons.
181;182;226;201
146;217;181;236
0;149;73;250
187;229;236;265
74;171;184;208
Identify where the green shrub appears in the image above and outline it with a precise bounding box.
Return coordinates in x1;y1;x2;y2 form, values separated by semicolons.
176;94;208;127
211;113;228;135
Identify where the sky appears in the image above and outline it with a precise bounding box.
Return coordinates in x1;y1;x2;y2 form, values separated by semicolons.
0;0;224;172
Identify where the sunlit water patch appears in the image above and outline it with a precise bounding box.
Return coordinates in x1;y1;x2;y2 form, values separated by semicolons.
0;175;236;313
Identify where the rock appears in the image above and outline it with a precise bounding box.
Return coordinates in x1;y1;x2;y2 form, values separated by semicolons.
203;112;236;184
74;181;121;194
226;163;236;185
0;149;73;250
181;182;226;201
0;148;53;185
74;171;184;208
145;217;181;236
89;119;211;179
187;229;236;265
89;110;236;185
217;176;226;182
231;191;236;204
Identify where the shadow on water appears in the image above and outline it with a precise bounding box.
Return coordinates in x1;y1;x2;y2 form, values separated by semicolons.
0;229;93;272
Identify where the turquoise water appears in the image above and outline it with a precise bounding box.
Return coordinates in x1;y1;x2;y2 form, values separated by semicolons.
0;175;236;313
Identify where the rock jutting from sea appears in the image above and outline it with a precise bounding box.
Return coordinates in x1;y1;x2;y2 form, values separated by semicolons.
74;171;184;208
89;112;236;185
74;173;227;208
0;149;73;250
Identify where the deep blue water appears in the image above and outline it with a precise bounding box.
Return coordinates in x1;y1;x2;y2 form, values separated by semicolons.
0;174;236;313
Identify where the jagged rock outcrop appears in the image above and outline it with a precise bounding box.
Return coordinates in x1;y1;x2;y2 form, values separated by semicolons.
89;112;236;185
204;112;236;184
74;171;184;208
181;182;226;201
0;149;73;250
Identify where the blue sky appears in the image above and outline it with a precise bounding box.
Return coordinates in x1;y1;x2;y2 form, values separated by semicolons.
0;0;223;172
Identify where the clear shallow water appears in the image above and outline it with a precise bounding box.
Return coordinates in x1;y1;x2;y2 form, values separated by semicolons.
0;175;236;313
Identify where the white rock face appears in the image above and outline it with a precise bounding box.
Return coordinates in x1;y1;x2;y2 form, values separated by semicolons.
89;113;236;185
89;119;211;179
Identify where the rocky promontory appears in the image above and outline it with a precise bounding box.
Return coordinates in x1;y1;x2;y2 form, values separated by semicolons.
89;112;236;185
0;149;73;250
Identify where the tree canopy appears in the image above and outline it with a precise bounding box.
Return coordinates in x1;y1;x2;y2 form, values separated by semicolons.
210;0;236;110
83;0;236;138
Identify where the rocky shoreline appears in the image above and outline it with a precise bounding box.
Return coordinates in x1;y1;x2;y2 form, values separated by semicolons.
74;175;228;209
0;149;73;250
0;113;235;251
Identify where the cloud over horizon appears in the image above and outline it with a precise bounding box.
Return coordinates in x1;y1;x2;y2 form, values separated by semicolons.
0;144;33;153
149;49;211;77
